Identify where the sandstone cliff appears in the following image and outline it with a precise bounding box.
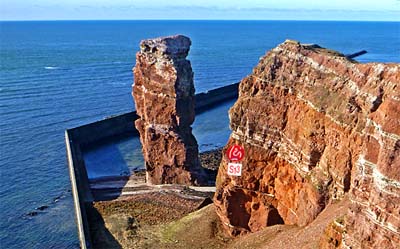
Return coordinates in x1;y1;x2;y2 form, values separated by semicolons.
214;40;400;248
132;35;206;185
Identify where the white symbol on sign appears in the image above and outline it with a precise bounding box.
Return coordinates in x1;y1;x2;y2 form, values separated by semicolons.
227;162;242;176
231;148;242;158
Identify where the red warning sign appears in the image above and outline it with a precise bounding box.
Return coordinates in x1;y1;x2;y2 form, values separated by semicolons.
226;145;244;162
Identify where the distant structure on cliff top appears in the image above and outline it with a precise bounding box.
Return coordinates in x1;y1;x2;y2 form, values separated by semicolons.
132;35;207;185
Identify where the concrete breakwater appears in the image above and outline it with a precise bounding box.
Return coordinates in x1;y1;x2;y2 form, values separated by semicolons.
65;82;238;248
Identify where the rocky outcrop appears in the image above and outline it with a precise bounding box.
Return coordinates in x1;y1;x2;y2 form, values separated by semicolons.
214;40;400;247
132;35;206;185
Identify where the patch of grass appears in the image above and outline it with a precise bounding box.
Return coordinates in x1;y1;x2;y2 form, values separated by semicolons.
161;207;205;243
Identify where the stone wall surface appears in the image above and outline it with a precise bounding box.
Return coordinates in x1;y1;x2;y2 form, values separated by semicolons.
214;40;400;248
132;35;206;185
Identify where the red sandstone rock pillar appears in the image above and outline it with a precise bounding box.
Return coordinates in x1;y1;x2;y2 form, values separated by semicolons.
132;35;206;185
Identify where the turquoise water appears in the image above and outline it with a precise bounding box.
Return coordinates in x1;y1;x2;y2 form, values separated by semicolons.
0;21;399;248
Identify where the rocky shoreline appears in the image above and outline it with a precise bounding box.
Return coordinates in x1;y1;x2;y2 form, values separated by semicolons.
199;148;223;171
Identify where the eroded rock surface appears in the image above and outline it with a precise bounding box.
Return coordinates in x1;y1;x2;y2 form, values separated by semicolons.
132;35;206;185
214;40;400;248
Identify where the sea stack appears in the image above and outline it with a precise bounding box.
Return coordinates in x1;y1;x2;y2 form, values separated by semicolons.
132;35;206;185
214;40;400;248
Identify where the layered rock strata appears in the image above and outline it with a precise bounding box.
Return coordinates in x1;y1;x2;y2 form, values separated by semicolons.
214;40;400;248
132;35;206;185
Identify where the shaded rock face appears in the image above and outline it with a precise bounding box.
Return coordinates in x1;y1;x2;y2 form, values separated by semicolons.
214;40;400;247
132;35;206;185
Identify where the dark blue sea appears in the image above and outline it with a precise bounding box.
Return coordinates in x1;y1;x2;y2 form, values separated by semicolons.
0;20;399;248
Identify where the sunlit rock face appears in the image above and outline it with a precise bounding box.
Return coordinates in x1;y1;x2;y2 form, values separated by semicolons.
132;35;206;185
214;40;400;248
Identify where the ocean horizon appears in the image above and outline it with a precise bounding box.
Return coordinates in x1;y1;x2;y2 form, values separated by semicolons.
3;19;400;21
1;20;399;248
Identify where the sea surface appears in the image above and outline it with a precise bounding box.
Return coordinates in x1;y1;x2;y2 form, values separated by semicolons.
0;20;399;248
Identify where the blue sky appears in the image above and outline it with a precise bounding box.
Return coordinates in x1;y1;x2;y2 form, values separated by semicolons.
1;0;400;21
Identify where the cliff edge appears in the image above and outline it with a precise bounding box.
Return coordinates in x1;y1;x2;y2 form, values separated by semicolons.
214;40;400;248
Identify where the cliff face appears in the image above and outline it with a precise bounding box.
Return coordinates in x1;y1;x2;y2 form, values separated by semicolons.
214;40;400;247
132;35;206;185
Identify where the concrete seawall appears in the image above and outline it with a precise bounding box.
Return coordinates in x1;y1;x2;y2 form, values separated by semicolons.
65;82;238;248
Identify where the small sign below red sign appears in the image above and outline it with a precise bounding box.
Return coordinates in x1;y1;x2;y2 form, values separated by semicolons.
226;145;244;162
227;162;242;176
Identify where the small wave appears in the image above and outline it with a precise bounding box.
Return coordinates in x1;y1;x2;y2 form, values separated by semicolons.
109;82;130;86
44;66;59;70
